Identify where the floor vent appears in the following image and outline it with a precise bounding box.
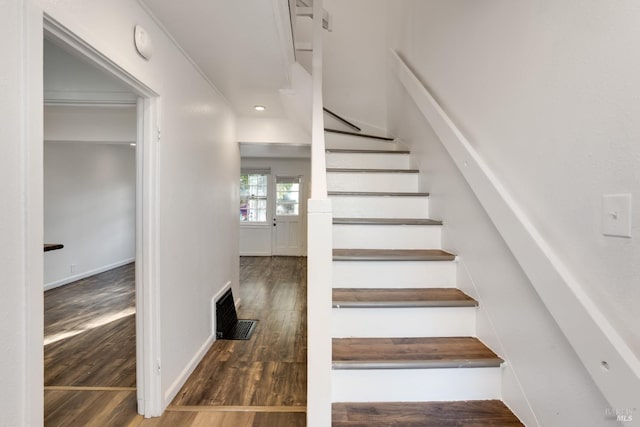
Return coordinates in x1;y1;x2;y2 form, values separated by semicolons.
215;288;257;340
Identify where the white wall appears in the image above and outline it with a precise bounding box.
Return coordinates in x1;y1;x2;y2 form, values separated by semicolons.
44;105;137;143
319;0;390;132
44;38;137;104
236;116;310;144
44;142;136;289
3;0;240;423
385;0;638;425
240;157;310;256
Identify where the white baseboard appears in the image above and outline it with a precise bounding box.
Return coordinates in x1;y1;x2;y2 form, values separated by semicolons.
163;334;215;407
44;257;135;291
165;280;239;407
239;251;272;256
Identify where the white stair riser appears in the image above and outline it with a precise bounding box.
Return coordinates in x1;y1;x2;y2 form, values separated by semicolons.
325;134;398;150
330;196;429;219
326;152;410;169
333;260;457;288
328;172;418;193
332;224;442;249
332;367;502;402
332;307;476;338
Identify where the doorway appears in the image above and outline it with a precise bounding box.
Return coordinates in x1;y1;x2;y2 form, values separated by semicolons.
42;17;161;417
272;176;304;256
239;156;310;257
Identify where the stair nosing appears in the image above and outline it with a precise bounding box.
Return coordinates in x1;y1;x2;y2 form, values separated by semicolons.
328;191;429;197
333;249;456;262
326;148;410;154
327;168;419;174
332;358;504;370
332;300;478;308
332;218;442;226
332;288;478;308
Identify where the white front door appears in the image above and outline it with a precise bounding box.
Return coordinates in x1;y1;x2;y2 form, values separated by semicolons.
272;176;303;256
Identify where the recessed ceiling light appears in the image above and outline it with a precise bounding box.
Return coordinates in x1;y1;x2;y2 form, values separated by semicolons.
254;105;266;111
130;143;137;147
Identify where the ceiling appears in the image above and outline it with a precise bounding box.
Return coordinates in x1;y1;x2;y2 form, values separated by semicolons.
142;0;293;118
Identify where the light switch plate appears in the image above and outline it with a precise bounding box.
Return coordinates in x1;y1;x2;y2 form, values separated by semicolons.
602;194;632;238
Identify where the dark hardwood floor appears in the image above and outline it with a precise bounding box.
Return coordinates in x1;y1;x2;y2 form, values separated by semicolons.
332;401;524;426
164;256;307;420
44;262;136;388
44;257;307;427
44;263;138;427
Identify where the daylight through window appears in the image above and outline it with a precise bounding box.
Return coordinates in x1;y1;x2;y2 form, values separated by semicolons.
240;173;268;222
276;177;300;216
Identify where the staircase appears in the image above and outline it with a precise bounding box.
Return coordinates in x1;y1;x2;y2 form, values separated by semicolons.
324;130;524;426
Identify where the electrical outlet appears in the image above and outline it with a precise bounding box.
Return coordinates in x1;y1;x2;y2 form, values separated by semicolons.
70;264;77;273
602;194;632;238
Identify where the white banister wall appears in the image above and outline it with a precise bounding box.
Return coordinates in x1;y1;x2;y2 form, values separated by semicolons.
310;0;327;199
389;49;640;418
307;0;332;426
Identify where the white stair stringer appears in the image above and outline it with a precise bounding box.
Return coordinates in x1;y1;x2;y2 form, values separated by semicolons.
332;306;477;338
331;367;503;402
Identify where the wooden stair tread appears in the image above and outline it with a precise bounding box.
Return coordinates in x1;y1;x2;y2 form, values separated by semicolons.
328;191;429;197
333;249;455;261
327;168;419;173
326;148;410;154
333;218;442;226
332;401;524;426
325;128;395;141
332;337;503;369
333;288;477;308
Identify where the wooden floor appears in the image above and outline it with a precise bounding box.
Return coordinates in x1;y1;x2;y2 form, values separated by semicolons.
332;401;524;426
44;263;138;426
156;256;307;426
44;257;307;427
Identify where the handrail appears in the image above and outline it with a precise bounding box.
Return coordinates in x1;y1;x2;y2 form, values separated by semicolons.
306;0;332;426
324;128;393;141
390;48;640;412
323;107;361;132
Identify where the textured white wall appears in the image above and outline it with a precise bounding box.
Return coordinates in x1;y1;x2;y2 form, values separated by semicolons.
386;0;639;424
4;0;240;422
44;142;136;289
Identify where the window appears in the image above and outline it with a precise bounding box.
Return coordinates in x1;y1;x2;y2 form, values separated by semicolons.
240;173;268;222
276;177;300;216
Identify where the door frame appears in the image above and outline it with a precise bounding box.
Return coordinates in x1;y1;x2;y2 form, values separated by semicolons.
42;16;162;416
